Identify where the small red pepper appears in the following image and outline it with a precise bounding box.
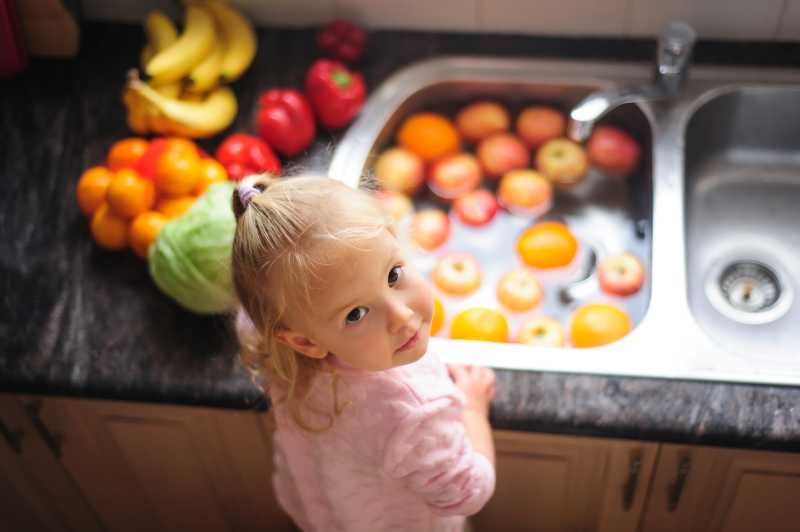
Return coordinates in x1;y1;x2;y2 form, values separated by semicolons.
215;133;281;181
256;89;316;157
305;59;366;130
316;19;367;64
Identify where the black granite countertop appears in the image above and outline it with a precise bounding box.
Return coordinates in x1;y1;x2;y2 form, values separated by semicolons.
2;23;799;452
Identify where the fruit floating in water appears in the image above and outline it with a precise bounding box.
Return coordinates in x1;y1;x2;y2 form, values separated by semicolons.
517;315;565;347
496;269;544;313
570;303;631;348
598;252;645;296
450;307;509;343
516;221;578;269
432;252;482;296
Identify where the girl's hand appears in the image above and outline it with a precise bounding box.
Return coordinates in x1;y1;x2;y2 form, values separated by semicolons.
448;364;496;417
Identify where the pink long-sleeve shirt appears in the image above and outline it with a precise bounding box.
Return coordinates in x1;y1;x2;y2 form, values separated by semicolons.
268;349;496;532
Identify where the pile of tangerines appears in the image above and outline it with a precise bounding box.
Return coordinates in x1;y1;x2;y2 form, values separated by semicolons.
372;102;644;349
76;137;228;259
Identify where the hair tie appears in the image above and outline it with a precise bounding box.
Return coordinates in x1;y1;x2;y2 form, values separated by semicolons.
238;184;260;209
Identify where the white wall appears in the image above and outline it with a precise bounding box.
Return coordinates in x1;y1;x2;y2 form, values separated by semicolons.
80;0;800;41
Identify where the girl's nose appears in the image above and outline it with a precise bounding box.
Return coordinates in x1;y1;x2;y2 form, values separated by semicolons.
387;296;414;333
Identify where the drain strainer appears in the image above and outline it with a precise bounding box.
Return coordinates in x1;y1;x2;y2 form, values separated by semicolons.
706;258;793;324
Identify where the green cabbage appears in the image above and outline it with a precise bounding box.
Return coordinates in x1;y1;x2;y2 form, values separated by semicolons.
149;181;237;314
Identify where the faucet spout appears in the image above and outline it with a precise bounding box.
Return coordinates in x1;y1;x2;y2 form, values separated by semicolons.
567;21;697;142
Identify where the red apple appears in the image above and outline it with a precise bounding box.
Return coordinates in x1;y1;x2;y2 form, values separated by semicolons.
497;169;553;217
374;147;425;195
428;153;483;200
456;101;511;143
536;138;588;186
476;133;530;179
587;126;641;178
516;315;565;347
496;269;544;312
409;208;450;251
452;189;498;226
432;252;482;295
373;190;414;222
598;252;645;296
516;106;566;148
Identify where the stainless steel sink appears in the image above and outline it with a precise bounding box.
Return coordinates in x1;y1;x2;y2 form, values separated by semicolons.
329;57;800;386
684;88;800;369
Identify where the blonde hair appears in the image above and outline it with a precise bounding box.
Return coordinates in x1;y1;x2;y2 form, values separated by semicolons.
231;174;391;431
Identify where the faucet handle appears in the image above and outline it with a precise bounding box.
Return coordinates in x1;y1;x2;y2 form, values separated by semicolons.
657;21;697;85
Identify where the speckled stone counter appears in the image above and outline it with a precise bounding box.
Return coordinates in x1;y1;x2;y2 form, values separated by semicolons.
2;23;799;451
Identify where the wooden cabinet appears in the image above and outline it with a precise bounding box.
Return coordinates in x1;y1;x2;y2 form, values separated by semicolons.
45;397;291;532
0;395;101;532
476;432;800;532
473;431;659;532
6;392;800;532
640;443;800;532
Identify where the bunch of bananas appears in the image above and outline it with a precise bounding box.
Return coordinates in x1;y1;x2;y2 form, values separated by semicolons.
124;0;256;138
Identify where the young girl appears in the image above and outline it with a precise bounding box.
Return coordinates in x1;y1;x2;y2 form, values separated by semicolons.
231;174;496;532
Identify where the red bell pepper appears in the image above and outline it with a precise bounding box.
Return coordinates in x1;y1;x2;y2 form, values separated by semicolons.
256;89;316;157
305;59;366;130
215;133;281;181
316;19;367;64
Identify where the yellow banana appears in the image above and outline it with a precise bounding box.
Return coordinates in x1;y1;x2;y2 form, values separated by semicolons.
144;11;178;52
145;4;215;84
186;24;225;93
205;0;256;82
128;72;237;138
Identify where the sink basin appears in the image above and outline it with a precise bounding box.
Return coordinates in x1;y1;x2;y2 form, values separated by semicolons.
330;57;800;386
684;88;800;368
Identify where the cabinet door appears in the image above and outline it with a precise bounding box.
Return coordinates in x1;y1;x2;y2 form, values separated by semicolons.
0;395;102;532
44;397;289;532
472;431;658;532
640;444;800;532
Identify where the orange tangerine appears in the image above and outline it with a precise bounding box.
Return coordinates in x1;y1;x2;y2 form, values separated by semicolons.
90;204;128;250
450;307;508;343
157;195;196;219
193;158;228;195
570;303;631;348
396;112;461;162
106;168;156;219
517;221;578;269
76;166;113;217
107;138;149;171
431;297;445;336
129;211;168;259
156;148;201;197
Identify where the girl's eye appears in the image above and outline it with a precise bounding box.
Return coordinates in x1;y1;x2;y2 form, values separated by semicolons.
345;306;369;325
388;265;403;287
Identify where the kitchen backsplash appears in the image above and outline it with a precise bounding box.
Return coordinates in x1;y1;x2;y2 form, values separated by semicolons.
80;0;800;41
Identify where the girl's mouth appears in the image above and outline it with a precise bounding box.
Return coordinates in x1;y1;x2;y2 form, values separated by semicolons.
397;329;419;352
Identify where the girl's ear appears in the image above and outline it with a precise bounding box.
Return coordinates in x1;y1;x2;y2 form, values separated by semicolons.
275;328;328;359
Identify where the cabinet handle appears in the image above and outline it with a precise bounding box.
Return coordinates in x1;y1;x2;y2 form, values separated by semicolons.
22;399;63;459
0;417;24;454
667;455;691;512
622;451;642;511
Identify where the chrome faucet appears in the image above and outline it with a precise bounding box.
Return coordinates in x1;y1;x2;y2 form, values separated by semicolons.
567;21;697;142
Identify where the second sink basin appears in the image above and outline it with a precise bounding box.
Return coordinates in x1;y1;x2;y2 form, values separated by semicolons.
685;88;800;368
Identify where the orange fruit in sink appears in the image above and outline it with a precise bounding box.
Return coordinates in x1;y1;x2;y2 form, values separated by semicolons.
431;297;445;336
517;221;578;269
570;303;631;348
396;112;461;162
450;307;508;343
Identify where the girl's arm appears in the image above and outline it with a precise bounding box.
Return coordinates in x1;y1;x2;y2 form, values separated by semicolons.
450;364;496;467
